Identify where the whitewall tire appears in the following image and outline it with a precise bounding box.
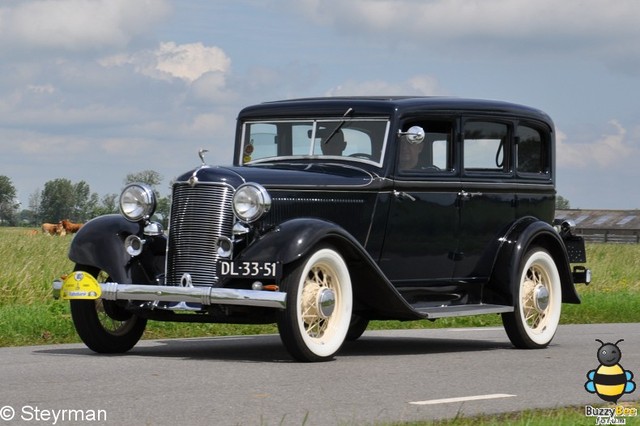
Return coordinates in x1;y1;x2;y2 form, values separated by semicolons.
277;246;353;362
502;248;562;349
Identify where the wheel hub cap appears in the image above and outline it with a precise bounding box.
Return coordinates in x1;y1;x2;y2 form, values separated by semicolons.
316;288;336;319
533;284;549;312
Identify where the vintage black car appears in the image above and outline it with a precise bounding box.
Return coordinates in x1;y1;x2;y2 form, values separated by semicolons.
54;96;590;362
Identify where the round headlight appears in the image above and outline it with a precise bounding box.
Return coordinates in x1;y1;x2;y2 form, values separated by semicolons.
232;183;271;223
119;183;156;222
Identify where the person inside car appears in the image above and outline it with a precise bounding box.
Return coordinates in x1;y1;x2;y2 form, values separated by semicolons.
398;134;425;170
320;130;347;156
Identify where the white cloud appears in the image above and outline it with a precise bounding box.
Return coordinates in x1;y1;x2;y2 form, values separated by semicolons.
154;42;231;83
0;0;170;53
590;120;633;167
101;42;231;84
26;84;56;95
326;75;447;96
289;0;640;61
100;137;155;156
557;120;635;169
5;129;153;160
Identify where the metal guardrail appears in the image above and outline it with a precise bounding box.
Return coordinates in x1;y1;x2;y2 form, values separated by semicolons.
577;228;640;244
556;210;640;244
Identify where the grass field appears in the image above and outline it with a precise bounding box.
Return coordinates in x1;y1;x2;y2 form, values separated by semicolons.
1;226;639;424
1;226;639;347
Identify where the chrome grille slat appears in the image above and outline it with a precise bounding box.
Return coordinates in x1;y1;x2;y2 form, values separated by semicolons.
166;182;234;286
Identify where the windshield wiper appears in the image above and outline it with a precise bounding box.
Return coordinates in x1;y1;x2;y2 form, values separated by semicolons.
323;107;353;145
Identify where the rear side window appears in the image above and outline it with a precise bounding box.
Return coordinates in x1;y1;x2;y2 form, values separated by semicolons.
516;124;550;176
463;121;509;173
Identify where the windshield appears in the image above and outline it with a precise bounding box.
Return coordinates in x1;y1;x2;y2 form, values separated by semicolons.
239;118;390;166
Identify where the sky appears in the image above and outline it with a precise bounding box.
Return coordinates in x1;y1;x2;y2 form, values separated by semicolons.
1;0;639;211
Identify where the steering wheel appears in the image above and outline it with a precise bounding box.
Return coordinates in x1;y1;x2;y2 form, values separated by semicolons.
421;165;441;172
348;153;373;160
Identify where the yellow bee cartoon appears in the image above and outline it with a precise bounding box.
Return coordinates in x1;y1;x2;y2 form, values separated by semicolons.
585;339;636;403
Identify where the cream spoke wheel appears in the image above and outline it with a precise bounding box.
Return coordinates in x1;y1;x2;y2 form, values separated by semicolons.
521;268;549;331
502;248;561;349
277;246;352;362
95;299;137;336
301;266;334;337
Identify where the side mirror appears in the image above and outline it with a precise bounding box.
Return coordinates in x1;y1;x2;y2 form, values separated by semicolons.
398;126;425;144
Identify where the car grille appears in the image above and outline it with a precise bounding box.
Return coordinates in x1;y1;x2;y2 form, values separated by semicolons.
166;182;235;286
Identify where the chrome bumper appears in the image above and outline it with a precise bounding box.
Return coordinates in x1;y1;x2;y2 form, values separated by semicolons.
54;281;287;309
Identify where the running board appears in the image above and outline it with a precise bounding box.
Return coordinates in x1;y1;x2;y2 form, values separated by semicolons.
415;304;513;319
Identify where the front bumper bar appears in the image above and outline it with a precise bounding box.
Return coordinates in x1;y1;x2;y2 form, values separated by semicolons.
54;281;287;309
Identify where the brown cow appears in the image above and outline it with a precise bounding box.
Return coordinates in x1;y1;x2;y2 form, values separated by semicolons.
42;222;66;236
60;219;83;234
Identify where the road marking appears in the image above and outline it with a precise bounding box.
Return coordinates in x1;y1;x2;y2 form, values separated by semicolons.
447;327;503;332
409;393;516;405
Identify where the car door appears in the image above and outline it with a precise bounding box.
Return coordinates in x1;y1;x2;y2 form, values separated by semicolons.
453;119;516;280
378;118;458;285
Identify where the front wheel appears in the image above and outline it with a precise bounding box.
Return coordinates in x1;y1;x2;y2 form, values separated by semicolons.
502;248;562;349
277;245;353;362
69;265;147;353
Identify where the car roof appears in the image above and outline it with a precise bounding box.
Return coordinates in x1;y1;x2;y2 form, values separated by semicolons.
238;96;553;126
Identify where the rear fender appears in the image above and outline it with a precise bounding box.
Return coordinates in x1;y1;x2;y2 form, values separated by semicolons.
235;218;421;320
68;215;142;283
488;217;580;305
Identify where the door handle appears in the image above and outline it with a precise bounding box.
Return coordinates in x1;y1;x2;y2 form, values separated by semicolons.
393;190;416;201
458;190;483;200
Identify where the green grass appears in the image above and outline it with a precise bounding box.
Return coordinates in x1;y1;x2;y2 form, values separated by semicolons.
385;404;639;425
1;227;639;347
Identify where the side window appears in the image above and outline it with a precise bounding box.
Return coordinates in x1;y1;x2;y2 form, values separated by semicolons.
398;120;453;173
463;121;509;172
517;125;549;176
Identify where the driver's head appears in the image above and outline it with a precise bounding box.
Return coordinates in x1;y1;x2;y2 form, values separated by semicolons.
321;130;347;156
399;137;424;169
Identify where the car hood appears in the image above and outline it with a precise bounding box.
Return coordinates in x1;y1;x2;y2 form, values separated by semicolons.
175;162;377;189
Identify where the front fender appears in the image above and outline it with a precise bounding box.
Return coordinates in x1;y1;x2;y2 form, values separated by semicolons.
235;218;422;320
488;217;580;305
68;215;141;283
238;218;359;265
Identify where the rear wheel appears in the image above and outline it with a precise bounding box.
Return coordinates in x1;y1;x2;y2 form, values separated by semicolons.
502;248;561;349
69;265;147;353
277;246;353;362
345;315;369;341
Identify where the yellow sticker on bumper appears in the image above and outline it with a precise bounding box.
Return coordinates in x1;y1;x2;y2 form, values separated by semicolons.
61;271;101;300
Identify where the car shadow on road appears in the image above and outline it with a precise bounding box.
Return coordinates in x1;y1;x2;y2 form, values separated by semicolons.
33;330;514;363
343;335;513;357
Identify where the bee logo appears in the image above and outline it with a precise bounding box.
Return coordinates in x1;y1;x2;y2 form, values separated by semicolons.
585;339;636;403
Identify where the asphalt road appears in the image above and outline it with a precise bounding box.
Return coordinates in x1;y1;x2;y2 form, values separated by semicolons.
1;323;638;425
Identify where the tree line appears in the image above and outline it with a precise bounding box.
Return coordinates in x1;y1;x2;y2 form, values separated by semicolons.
0;171;170;227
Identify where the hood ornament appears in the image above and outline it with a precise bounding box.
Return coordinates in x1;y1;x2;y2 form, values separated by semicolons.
189;148;210;186
198;148;209;165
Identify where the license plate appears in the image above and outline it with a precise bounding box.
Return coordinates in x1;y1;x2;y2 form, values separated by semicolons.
217;260;281;279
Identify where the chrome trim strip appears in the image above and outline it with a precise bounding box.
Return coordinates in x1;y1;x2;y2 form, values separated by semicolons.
100;283;286;309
